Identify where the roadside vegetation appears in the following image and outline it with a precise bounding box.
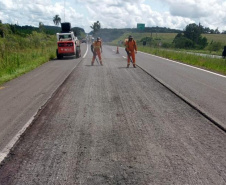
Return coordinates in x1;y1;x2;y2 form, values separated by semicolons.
0;19;86;85
0;24;56;85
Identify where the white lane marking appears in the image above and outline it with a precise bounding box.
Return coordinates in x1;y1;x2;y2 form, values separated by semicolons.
123;56;126;59
0;114;36;163
139;51;226;79
83;44;89;58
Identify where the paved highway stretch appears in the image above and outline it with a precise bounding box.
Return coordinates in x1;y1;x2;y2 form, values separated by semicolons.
134;48;226;129
0;44;87;157
0;44;225;184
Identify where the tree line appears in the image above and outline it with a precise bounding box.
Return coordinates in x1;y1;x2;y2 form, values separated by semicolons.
0;18;85;39
173;23;208;49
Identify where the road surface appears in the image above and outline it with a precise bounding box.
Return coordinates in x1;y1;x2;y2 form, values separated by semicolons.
0;44;87;156
0;44;225;184
115;46;226;129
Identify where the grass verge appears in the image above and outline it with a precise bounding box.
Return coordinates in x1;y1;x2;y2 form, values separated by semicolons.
0;47;56;85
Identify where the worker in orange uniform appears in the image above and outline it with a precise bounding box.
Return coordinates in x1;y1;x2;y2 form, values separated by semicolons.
91;37;103;65
125;35;137;68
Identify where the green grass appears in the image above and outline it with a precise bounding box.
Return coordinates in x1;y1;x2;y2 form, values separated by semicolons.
0;47;56;85
111;32;177;46
0;32;57;85
203;34;226;44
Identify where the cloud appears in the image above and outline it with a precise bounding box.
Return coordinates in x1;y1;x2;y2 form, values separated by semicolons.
84;0;194;31
0;0;85;28
0;0;226;33
161;0;226;31
169;4;208;18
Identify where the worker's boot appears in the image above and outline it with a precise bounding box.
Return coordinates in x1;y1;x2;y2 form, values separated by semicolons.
91;61;94;66
100;61;103;65
127;64;130;68
133;64;136;68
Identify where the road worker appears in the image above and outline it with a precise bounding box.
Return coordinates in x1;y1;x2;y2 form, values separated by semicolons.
125;35;137;68
91;37;103;65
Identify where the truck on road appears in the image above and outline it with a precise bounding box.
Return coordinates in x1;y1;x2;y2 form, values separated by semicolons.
56;23;81;59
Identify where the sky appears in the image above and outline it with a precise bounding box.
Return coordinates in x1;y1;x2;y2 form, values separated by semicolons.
0;0;226;33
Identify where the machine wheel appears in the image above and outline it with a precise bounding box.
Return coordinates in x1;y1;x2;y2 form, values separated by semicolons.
76;46;81;58
56;49;62;59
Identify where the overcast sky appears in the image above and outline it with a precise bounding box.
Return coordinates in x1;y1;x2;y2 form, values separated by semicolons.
0;0;226;33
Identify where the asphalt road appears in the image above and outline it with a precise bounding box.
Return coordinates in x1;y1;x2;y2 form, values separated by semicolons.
114;46;226;129
0;44;86;157
0;44;225;184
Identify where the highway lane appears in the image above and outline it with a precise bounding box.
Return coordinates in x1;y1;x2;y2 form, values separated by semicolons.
111;45;226;129
0;45;225;184
0;43;87;157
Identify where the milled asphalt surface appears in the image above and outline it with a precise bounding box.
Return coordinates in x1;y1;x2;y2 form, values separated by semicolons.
0;44;86;153
114;46;226;129
0;45;225;184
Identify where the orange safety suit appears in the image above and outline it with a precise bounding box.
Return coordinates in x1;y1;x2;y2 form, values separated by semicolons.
125;39;137;64
92;40;102;64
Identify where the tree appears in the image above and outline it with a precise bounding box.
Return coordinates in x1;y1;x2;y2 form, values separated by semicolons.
0;24;11;38
197;35;208;49
53;15;61;26
0;24;4;38
174;23;208;49
39;22;45;32
90;21;101;35
207;41;222;52
184;23;202;44
173;34;194;49
203;27;210;33
214;28;220;34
